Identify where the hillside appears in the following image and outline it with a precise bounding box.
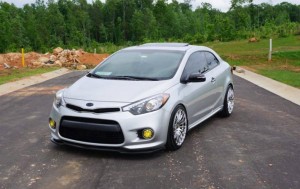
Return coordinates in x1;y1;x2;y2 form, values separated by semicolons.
205;36;300;88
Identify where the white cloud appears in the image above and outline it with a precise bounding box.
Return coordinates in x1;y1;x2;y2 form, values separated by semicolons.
191;0;300;12
191;0;231;11
1;0;299;12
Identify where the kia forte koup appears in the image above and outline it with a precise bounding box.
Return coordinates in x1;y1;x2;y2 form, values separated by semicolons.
48;43;234;153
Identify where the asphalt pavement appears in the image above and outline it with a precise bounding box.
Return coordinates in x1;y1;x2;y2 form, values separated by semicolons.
0;71;299;189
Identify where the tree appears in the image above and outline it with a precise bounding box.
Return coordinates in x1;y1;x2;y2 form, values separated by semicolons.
0;0;299;53
230;0;253;10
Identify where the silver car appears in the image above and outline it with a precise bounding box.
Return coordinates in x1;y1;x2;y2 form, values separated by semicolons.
48;43;234;152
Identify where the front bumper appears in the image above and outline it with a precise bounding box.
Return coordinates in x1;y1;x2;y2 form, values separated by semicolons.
51;138;164;154
49;102;171;152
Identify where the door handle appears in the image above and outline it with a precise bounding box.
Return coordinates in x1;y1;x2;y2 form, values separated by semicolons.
211;77;216;83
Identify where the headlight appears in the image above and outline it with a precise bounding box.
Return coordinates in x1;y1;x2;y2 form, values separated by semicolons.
54;89;65;108
122;93;170;115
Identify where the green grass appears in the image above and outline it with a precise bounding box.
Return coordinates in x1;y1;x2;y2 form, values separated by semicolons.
273;51;300;67
202;35;300;88
0;67;60;85
258;69;300;88
204;36;300;56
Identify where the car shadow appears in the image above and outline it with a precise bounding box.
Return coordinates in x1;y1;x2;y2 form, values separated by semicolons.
50;141;165;160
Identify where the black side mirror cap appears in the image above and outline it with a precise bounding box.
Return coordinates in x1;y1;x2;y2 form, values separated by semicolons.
181;73;206;84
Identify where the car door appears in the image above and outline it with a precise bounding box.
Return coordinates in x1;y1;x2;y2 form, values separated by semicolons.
181;51;213;126
204;51;224;111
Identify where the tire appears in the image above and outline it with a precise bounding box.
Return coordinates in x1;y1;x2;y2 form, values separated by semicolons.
219;85;234;117
166;105;188;151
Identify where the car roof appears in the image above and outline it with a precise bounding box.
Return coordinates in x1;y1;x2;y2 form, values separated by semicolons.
123;43;212;52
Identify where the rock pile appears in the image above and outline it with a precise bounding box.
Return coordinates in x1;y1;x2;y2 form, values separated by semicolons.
0;47;108;71
0;53;22;70
0;55;4;64
30;47;87;69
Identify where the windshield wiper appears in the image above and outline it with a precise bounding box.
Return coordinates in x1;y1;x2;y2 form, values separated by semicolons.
86;73;103;78
106;76;159;81
87;73;159;81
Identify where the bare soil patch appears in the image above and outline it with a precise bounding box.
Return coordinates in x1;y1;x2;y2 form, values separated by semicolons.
0;48;109;71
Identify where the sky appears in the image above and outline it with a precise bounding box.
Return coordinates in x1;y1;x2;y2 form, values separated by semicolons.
1;0;300;12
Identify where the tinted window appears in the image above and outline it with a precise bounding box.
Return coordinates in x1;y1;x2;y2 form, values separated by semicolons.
182;52;207;80
92;50;185;80
205;52;219;70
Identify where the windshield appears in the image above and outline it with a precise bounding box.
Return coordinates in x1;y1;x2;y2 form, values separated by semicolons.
91;50;185;81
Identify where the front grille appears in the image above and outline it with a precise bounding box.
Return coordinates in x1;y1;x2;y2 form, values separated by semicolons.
59;116;124;144
66;104;120;114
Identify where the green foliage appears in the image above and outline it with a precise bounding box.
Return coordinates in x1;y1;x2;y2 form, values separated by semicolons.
0;0;300;53
230;0;253;10
93;42;126;54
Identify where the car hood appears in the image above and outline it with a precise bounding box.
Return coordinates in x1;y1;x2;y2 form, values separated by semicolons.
64;76;176;103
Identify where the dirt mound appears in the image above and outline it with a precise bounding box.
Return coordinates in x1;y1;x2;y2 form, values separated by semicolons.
248;37;259;43
0;53;21;70
78;53;109;67
0;48;109;71
25;52;43;60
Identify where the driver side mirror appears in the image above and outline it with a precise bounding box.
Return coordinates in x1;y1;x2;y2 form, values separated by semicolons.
182;73;206;84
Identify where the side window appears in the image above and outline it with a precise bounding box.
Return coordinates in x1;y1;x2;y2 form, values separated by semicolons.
205;52;219;70
181;52;207;79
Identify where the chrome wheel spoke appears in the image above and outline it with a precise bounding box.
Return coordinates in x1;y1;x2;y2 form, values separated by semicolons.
173;109;187;146
177;118;185;125
227;87;234;114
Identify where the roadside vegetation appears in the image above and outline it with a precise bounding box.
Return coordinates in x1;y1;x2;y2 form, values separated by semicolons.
258;70;300;88
0;0;300;53
204;36;300;88
0;67;59;85
0;0;299;87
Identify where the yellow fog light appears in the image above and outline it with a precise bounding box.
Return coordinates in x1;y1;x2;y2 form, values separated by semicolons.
49;118;56;129
142;129;154;139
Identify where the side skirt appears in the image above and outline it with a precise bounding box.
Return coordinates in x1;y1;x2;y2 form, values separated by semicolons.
188;105;223;131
